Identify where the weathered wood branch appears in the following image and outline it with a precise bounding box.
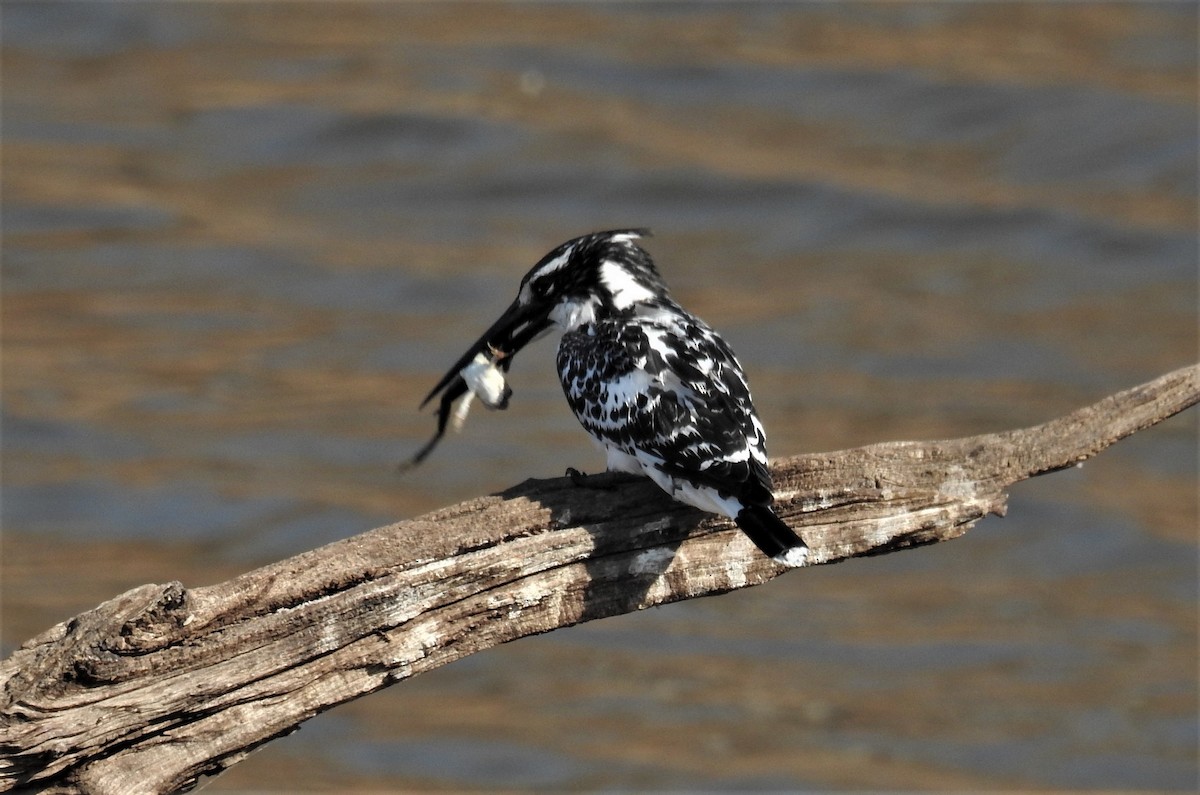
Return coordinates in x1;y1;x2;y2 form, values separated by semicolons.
2;364;1196;794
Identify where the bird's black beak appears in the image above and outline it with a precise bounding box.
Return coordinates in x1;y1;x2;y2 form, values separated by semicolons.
420;298;551;409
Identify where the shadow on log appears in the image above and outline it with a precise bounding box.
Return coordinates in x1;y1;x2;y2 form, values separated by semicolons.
1;364;1196;794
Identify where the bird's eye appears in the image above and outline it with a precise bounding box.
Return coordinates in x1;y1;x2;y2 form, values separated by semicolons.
530;278;552;299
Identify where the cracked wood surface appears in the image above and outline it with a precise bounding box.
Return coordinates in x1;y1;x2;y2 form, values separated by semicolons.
1;363;1196;794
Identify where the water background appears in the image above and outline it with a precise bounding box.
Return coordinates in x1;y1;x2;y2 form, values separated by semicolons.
3;3;1196;790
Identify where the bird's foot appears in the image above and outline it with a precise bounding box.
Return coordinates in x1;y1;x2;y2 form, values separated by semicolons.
565;467;617;490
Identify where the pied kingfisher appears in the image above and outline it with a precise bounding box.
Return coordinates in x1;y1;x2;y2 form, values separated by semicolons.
417;230;808;567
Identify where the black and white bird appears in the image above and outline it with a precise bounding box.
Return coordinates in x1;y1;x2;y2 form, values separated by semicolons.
415;229;808;567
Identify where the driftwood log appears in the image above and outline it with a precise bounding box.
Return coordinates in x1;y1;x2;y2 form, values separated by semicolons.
1;364;1196;794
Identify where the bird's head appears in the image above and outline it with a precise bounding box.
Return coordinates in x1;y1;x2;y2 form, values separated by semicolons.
517;228;668;331
421;229;668;408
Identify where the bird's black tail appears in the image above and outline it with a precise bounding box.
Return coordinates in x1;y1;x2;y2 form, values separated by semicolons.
735;504;809;568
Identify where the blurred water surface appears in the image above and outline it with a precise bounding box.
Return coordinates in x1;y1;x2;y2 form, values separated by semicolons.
2;2;1196;790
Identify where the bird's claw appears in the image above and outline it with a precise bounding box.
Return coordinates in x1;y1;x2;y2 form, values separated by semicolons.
566;467;616;490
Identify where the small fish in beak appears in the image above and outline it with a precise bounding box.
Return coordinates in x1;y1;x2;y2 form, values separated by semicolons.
402;254;559;470
400;346;515;471
454;349;513;430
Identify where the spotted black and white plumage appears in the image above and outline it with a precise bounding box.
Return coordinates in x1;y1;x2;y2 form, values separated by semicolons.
418;229;808;566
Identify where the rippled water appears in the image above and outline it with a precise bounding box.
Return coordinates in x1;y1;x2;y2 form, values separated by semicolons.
3;3;1196;790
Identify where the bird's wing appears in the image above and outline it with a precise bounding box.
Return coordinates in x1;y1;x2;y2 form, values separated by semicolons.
559;314;773;504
